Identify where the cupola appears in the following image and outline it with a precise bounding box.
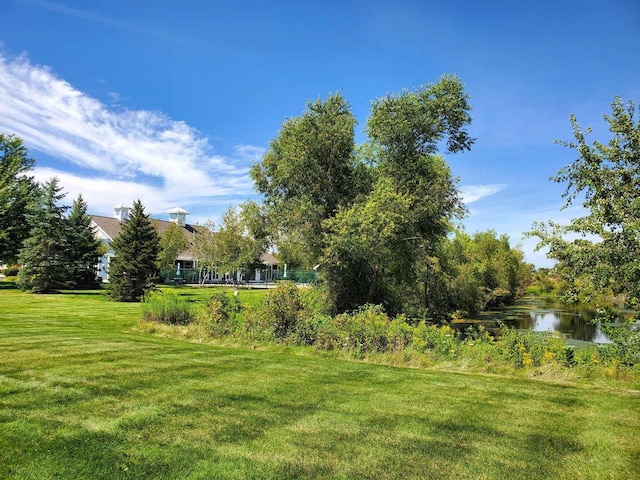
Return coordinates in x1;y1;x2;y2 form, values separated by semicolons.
167;207;189;226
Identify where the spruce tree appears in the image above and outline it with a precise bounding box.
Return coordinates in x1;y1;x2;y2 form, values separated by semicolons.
67;194;102;289
108;200;160;301
0;133;40;265
18;178;71;293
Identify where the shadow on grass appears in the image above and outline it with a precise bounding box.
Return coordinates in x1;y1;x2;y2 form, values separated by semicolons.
0;282;18;290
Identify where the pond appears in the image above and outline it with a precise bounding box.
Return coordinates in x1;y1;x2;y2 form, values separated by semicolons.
452;297;611;344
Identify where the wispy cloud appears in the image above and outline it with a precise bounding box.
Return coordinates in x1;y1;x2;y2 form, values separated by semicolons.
9;0;193;46
460;184;505;203
0;52;259;216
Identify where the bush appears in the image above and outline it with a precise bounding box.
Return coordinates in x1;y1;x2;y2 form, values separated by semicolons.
199;291;242;336
2;265;19;277
262;282;306;340
496;327;568;367
410;323;460;358
328;305;392;355
141;291;196;325
600;324;640;366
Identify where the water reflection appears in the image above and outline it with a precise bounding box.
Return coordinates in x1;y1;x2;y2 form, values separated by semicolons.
456;298;611;343
519;306;610;343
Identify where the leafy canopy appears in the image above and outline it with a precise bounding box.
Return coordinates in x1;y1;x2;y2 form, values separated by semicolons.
530;97;640;308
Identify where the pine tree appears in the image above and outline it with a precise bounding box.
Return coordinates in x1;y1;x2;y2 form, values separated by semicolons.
108;200;160;301
0;133;40;265
18;178;71;293
67;194;102;289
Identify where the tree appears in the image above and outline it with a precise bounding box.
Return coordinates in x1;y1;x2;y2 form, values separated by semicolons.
108;200;160;302
250;93;357;268
158;222;189;276
251;76;475;314
67;194;102;289
18;178;70;293
530;97;640;309
0;133;40;265
444;230;531;315
192;206;262;283
323;76;474;314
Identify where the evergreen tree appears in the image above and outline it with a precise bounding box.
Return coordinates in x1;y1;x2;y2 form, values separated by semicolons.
0;133;40;265
18;178;70;293
108;200;160;301
67;194;102;289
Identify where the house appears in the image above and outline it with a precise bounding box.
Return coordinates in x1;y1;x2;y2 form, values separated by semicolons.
90;205;279;284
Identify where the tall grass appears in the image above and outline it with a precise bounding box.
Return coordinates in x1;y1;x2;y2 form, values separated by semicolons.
141;291;196;325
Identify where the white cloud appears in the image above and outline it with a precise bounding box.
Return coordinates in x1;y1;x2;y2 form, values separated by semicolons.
460;184;505;204
0;52;259;217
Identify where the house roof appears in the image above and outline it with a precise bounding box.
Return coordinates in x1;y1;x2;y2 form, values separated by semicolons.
260;252;280;266
90;215;278;266
166;207;189;214
90;215;200;258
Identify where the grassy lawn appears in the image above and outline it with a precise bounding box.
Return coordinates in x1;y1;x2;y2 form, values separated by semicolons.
1;285;639;479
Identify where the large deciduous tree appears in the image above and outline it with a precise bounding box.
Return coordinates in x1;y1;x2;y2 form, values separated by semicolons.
250;93;357;268
530;97;640;309
323;76;473;314
253;75;475;315
108;200;160;302
18;178;70;293
0;133;40;265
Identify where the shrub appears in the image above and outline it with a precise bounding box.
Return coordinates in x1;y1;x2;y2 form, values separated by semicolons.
600;324;640;366
199;291;242;336
329;305;391;355
141;291;196;325
387;315;413;351
496;327;568;367
2;265;19;277
410;323;460;358
262;282;306;340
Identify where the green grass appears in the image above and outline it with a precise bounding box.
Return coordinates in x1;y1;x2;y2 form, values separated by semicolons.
1;285;639;479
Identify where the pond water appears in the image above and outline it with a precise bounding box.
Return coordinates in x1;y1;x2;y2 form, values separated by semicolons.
453;297;611;344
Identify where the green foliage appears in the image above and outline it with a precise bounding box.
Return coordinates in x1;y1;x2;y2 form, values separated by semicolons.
327;305;392;354
108;200;161;302
18;178;71;293
322;177;415;312
157;222;189;273
2;264;19;276
192;205;263;281
367;74;474;160
251;93;357;268
252;76;479;316
66;194;102;289
0;133;40;265
497;327;569;367
199;291;242;336
444;230;533;315
530;97;640;310
262;281;306;340
411;323;460;358
600;323;640;366
141;291;196;325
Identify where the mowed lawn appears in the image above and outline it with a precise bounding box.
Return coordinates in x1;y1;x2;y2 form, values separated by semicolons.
0;286;638;479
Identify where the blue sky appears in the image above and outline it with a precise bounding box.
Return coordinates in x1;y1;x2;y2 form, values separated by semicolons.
1;0;639;266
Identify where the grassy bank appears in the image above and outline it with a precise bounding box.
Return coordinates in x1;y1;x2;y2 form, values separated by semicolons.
1;286;639;479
